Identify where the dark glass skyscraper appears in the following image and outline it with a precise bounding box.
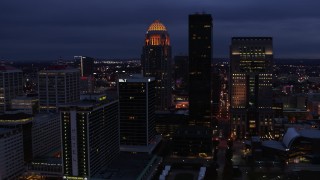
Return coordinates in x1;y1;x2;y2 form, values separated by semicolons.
118;75;158;153
230;37;273;139
188;14;213;127
141;20;172;111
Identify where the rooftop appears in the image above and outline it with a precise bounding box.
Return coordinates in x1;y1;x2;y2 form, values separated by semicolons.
147;20;167;32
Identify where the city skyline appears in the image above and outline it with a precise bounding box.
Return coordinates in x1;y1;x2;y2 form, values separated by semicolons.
1;0;320;61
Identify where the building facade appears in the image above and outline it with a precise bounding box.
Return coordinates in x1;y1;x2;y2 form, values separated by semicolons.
38;65;80;112
188;14;213;127
230;37;274;139
141;20;172;111
32;113;60;158
0;65;23;113
60;97;119;179
0;128;24;180
118;75;158;153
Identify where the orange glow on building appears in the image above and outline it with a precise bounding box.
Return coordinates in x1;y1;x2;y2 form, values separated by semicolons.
147;20;167;31
145;20;170;46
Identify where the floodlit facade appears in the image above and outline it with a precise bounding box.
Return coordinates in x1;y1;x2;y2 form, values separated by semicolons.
60;97;119;179
38;65;80;112
141;20;172;111
230;37;274;138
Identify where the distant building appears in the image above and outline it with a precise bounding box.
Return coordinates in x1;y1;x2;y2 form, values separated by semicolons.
60;95;119;179
74;56;94;77
257;128;320;163
141;20;172;111
0;65;23;113
11;96;39;114
74;56;95;94
0;128;24;180
188;14;213;127
118;75;160;153
230;37;274;138
174;56;189;91
38;65;80;112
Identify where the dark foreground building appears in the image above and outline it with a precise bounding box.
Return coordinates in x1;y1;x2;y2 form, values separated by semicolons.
188;14;213;127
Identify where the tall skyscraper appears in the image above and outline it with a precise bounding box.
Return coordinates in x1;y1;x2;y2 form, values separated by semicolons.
0;65;23;113
38;65;80;112
118;75;159;153
230;37;273;139
141;20;172;111
60;95;119;179
188;14;213;127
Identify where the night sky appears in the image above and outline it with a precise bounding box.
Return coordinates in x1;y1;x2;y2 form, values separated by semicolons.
1;0;320;61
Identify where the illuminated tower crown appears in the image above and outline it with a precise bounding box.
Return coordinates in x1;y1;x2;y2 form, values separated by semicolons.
145;20;170;46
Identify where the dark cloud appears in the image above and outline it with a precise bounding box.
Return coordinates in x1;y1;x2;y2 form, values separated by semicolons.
1;0;320;61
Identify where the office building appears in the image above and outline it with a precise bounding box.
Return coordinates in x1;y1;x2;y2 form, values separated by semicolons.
118;75;159;153
0;65;23;113
74;56;95;94
0;128;24;180
0;113;33;162
230;37;274;138
188;14;213;127
32;113;60;158
60;95;119;179
11;96;39;114
74;56;94;77
174;56;189;91
38;65;80;112
141;20;172;111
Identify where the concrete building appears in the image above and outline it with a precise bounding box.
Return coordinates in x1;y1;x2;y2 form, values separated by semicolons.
141;20;172;111
0;65;23;113
38;65;80;112
0;128;24;180
230;37;274;138
118;75;160;153
60;95;119;179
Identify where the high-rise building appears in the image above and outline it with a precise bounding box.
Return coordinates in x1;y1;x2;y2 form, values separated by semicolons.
74;56;95;94
60;95;119;179
0;113;33;162
0;65;23;113
141;20;172;111
38;65;80;112
174;56;189;91
74;56;94;77
32;113;60;158
0;128;24;179
118;75;159;153
188;14;213;127
230;37;274;139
